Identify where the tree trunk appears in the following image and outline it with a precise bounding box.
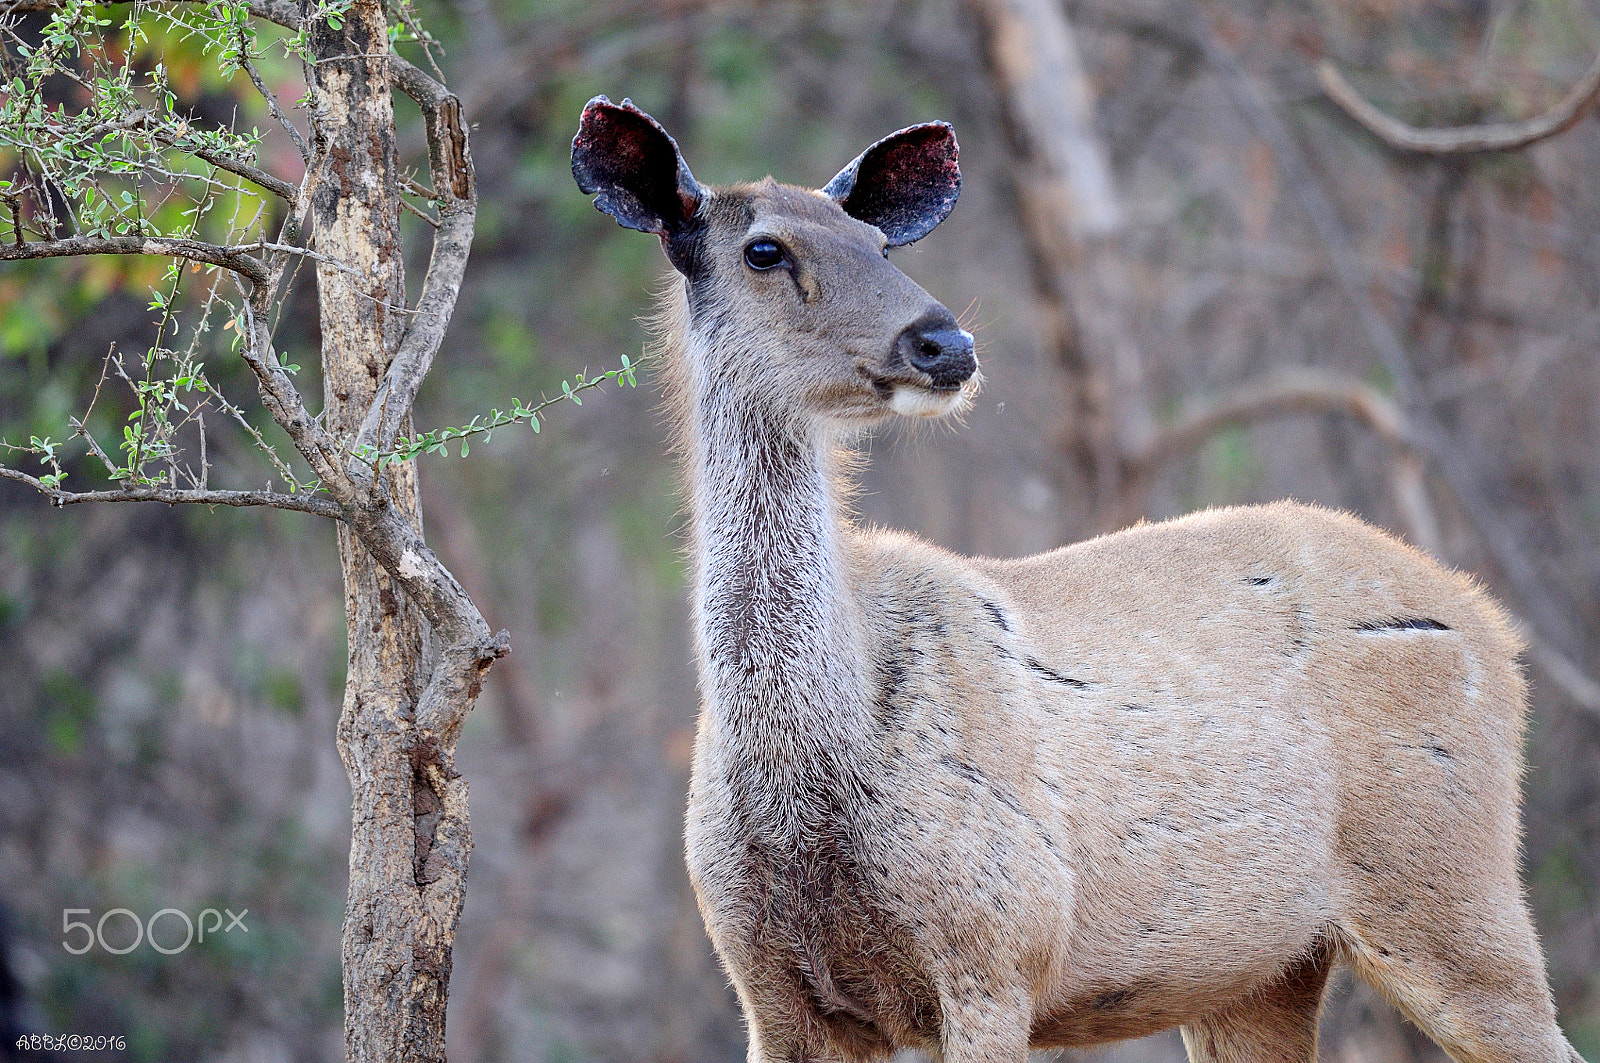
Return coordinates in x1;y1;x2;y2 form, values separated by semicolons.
308;3;469;1059
970;0;1154;536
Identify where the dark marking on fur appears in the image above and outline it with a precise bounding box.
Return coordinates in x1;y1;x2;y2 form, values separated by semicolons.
1353;617;1450;633
684;196;754;319
1244;575;1275;586
978;597;1011;631
738;821;941;1050
1025;656;1089;689
939;755;1025;815
1286;604;1312;658
941;755;985;786
1397;731;1455;765
875;657;909;730
1092;987;1136;1011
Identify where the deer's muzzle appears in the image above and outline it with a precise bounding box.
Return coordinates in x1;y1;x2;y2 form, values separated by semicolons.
895;310;976;389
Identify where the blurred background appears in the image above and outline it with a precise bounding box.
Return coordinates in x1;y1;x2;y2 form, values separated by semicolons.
1;0;1598;1059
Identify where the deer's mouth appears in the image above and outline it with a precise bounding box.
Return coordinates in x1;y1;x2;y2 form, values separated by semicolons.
862;367;977;419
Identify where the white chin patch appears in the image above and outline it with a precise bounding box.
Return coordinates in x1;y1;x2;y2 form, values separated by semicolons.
889;386;963;419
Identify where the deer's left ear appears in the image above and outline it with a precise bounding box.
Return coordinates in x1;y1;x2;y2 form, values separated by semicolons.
822;122;960;247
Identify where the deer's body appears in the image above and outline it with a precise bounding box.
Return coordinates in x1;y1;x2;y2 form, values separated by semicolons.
573;98;1581;1063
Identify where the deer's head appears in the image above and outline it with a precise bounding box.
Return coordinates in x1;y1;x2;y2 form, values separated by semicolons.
572;97;976;427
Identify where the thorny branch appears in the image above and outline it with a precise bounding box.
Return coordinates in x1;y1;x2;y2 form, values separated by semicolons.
0;0;518;1053
75;107;300;200
234;25;313;161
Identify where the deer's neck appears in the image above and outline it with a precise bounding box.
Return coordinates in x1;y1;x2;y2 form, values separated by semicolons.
685;353;877;828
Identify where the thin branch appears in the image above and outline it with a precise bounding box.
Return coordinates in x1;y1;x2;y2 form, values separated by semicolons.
236;240;360;274
192;145;300;201
236;287;355;496
353;53;475;456
1133;368;1412;471
0;235;270;285
83;96;302;202
1132;366;1443;553
1319;50;1600;155
4;193;22;246
0;466;341;517
399;196;440;228
236;28;313;161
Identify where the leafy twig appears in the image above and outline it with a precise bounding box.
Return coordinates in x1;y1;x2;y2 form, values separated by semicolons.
352;356;639;469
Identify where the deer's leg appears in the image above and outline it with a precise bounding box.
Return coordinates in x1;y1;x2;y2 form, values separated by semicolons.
735;985;854;1063
1179;945;1330;1063
1344;901;1579;1063
935;983;1031;1063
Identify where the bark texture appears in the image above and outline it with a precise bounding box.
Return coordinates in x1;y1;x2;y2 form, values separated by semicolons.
307;3;477;1059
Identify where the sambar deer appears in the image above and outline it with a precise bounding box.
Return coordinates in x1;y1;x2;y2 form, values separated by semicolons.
571;96;1582;1063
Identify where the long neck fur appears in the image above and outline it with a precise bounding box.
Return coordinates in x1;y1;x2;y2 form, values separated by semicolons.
666;296;878;836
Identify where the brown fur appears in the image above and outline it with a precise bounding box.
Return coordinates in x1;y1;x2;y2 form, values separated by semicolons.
639;173;1580;1063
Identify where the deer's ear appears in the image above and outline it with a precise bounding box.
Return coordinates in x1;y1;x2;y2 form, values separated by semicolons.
822;122;960;247
572;96;704;238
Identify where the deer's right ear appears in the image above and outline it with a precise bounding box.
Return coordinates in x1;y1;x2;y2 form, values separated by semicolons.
572;96;704;239
823;122;960;247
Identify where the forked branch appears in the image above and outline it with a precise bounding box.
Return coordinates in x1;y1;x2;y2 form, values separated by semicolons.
353;54;476;456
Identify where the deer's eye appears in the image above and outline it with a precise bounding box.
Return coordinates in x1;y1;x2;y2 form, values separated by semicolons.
744;239;786;271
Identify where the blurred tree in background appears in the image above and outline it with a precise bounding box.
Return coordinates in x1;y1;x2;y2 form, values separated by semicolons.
1;0;1598;1060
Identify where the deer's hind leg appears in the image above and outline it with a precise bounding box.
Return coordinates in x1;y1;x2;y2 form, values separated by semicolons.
1179;945;1331;1063
1341;897;1581;1063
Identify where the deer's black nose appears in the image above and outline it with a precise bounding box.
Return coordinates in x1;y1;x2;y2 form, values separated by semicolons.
896;313;976;388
